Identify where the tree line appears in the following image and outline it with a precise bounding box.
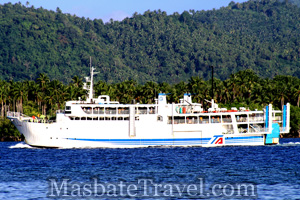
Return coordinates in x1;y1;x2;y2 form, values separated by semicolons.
1;69;300;138
1;0;300;84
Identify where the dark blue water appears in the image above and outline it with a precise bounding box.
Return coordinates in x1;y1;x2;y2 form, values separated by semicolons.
0;138;300;200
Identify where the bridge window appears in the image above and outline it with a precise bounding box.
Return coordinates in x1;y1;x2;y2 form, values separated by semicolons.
118;107;129;114
65;106;71;110
106;108;116;114
173;116;185;124
199;116;209;124
249;113;264;122
236;114;247;122
82;107;92;114
222;115;232;123
136;107;147;115
149;107;156;114
186;116;198;124
211;116;221;123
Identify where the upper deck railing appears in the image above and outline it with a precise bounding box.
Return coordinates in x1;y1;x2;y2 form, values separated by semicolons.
7;111;55;123
7;111;22;118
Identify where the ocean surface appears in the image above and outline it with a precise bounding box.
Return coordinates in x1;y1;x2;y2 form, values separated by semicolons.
0;138;300;200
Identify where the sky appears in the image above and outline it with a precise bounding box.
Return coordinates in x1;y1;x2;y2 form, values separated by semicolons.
1;0;248;22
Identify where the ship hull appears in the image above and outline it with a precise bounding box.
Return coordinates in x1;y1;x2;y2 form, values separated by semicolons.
8;117;266;148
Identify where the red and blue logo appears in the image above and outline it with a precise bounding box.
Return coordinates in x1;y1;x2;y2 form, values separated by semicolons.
210;135;223;145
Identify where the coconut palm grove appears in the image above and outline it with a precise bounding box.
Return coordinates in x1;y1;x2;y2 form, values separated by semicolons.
1;0;300;139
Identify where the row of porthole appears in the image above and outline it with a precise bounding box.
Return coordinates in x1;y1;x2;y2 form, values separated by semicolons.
46;127;69;130
46;128;69;131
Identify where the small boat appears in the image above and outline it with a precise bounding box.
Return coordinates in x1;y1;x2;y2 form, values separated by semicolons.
7;65;290;148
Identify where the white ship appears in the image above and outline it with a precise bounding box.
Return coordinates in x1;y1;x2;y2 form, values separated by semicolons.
7;65;290;148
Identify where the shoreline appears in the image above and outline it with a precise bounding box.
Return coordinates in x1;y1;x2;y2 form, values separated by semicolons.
0;136;24;142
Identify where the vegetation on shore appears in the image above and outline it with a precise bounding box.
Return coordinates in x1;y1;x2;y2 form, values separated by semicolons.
1;70;300;139
1;1;300;83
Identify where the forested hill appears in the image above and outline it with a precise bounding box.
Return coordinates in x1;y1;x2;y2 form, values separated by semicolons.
1;0;300;84
282;0;300;6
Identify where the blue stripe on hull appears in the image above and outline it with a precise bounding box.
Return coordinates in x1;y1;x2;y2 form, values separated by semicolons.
66;136;264;146
67;138;211;146
225;136;264;144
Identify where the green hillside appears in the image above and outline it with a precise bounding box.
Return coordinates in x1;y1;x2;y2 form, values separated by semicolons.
0;0;300;83
281;0;300;7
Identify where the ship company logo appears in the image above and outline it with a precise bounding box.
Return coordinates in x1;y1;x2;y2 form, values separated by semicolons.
210;135;223;145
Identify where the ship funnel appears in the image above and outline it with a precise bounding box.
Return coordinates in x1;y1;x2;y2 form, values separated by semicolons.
158;93;167;105
184;93;192;104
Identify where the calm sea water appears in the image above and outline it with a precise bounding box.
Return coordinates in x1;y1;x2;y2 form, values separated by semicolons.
0;138;300;200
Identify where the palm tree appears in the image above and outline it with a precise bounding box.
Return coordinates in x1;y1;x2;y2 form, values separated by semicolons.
137;81;158;103
37;74;51;115
45;90;56;116
293;85;300;107
0;81;8;117
12;82;28;113
59;86;70;109
48;80;64;110
67;85;77;101
30;83;43;112
222;80;231;104
187;77;207;104
213;78;225;103
115;80;137;104
37;73;50;92
228;73;240;102
259;78;274;105
238;70;260;104
274;83;288;109
174;81;188;102
71;75;83;88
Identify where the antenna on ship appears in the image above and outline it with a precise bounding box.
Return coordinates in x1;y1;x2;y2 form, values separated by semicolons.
211;66;214;101
210;66;215;110
86;57;99;103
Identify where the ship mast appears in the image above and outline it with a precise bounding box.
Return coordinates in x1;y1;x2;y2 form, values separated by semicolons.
210;66;215;110
84;57;99;103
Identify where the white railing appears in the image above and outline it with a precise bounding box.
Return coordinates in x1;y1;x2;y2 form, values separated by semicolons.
7;111;21;118
248;117;264;122
7;111;55;124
